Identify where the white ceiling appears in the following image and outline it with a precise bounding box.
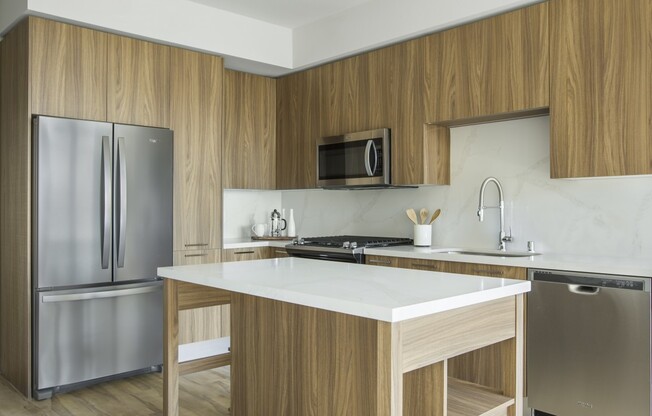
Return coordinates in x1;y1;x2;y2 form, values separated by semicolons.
188;0;374;28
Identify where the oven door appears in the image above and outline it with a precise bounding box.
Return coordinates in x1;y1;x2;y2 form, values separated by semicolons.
317;128;390;188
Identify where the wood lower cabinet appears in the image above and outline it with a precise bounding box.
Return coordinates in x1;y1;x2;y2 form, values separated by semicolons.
222;247;273;262
550;0;652;178
174;250;227;344
276;69;320;189
398;257;527;280
269;247;289;258
170;47;223;251
107;34;170;128
29;17;107;121
223;70;276;189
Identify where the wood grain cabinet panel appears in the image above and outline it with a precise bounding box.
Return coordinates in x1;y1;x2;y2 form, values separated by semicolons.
0;18;31;397
221;247;272;262
390;38;452;186
276;68;320;189
107;35;170;128
173;250;228;343
550;0;651;178
29;17;107;121
223;70;276;189
430;2;549;123
319;54;371;137
170;48;222;251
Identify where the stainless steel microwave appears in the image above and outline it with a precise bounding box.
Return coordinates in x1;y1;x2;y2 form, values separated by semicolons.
316;128;390;188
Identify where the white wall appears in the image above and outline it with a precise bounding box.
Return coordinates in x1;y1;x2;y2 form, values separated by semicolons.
279;116;652;258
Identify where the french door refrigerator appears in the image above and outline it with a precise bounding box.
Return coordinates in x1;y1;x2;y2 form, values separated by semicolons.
32;116;173;399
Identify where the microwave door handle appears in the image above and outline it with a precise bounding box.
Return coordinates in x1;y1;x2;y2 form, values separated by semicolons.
364;140;377;176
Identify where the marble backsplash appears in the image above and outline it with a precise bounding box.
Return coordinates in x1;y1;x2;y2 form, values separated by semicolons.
278;116;652;258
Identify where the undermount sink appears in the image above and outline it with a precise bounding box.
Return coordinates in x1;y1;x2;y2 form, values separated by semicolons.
429;248;541;258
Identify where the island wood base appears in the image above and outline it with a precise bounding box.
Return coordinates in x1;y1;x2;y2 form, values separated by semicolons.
232;293;523;416
164;279;523;416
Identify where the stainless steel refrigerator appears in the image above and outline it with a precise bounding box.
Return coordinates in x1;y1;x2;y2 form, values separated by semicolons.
32;116;173;399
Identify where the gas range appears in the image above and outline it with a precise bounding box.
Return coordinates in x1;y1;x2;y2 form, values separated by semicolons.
285;235;413;264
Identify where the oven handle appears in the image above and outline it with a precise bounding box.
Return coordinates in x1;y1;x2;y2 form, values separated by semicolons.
364;140;377;177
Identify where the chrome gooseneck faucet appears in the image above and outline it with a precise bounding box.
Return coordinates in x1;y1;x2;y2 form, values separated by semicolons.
477;177;513;251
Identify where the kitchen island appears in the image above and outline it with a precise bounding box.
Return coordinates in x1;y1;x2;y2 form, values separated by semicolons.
158;257;530;416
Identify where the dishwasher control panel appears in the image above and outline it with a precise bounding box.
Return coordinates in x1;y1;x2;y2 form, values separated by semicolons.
530;269;648;291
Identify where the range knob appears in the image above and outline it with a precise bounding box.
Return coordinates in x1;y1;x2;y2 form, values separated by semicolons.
350;242;358;249
342;241;350;249
296;238;305;245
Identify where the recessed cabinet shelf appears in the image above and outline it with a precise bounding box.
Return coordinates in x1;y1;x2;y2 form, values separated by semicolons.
448;377;515;416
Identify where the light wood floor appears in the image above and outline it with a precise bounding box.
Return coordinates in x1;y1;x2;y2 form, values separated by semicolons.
0;367;231;416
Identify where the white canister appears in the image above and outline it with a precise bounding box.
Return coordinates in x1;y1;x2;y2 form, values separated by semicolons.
287;209;296;237
413;224;432;247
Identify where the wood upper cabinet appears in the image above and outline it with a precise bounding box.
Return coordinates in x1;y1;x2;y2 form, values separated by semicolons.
29;17;108;121
223;70;276;189
170;48;223;251
550;0;651;178
319;54;370;137
391;38;450;185
276;68;320;189
107;35;170;128
429;2;549;123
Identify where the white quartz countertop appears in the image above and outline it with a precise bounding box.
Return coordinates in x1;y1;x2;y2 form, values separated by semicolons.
158;257;529;322
364;246;652;278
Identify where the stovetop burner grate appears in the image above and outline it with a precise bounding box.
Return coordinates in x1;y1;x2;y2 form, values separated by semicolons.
300;235;413;248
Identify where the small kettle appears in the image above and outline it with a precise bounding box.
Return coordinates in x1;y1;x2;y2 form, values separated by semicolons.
270;209;287;237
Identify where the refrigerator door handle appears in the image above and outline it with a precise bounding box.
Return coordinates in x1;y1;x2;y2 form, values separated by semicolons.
117;137;127;268
42;285;160;303
101;136;112;269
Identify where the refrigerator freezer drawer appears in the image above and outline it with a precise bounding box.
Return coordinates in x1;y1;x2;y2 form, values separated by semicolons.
35;282;163;393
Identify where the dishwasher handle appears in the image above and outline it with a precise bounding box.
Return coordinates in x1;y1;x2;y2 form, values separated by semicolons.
568;284;600;295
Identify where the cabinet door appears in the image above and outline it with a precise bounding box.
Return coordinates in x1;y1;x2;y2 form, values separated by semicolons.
222;247;272;262
174;250;228;343
276;68;320;189
550;0;651;177
392;38;438;185
107;35;170;128
30;17;107;121
431;2;549;122
270;247;289;258
319;55;370;137
223;70;276;189
170;48;222;251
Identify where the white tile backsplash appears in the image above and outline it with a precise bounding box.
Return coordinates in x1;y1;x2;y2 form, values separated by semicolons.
224;116;652;258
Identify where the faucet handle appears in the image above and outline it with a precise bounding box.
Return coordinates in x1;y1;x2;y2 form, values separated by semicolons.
502;226;513;243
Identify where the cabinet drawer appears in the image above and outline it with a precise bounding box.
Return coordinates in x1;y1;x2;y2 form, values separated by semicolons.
365;255;400;267
222;247;271;262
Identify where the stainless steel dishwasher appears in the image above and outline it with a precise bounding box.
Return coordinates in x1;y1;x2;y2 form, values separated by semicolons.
527;269;651;416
